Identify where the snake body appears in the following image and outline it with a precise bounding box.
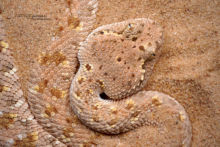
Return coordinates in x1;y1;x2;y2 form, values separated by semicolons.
70;18;164;134
70;18;192;145
0;0;192;146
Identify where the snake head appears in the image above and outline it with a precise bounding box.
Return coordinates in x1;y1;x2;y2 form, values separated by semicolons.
78;18;163;100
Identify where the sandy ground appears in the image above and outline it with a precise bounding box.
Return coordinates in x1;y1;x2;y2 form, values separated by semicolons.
1;0;220;146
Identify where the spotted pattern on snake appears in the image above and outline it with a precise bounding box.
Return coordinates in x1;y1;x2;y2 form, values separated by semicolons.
0;0;192;146
0;15;66;146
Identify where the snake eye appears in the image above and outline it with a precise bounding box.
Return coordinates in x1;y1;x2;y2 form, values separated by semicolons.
100;92;110;100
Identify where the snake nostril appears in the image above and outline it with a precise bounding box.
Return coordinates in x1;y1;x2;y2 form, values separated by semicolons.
100;92;110;100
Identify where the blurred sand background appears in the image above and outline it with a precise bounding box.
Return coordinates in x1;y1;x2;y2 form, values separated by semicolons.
1;0;220;146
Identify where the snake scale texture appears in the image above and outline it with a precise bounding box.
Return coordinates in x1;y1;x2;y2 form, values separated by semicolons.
0;0;192;146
